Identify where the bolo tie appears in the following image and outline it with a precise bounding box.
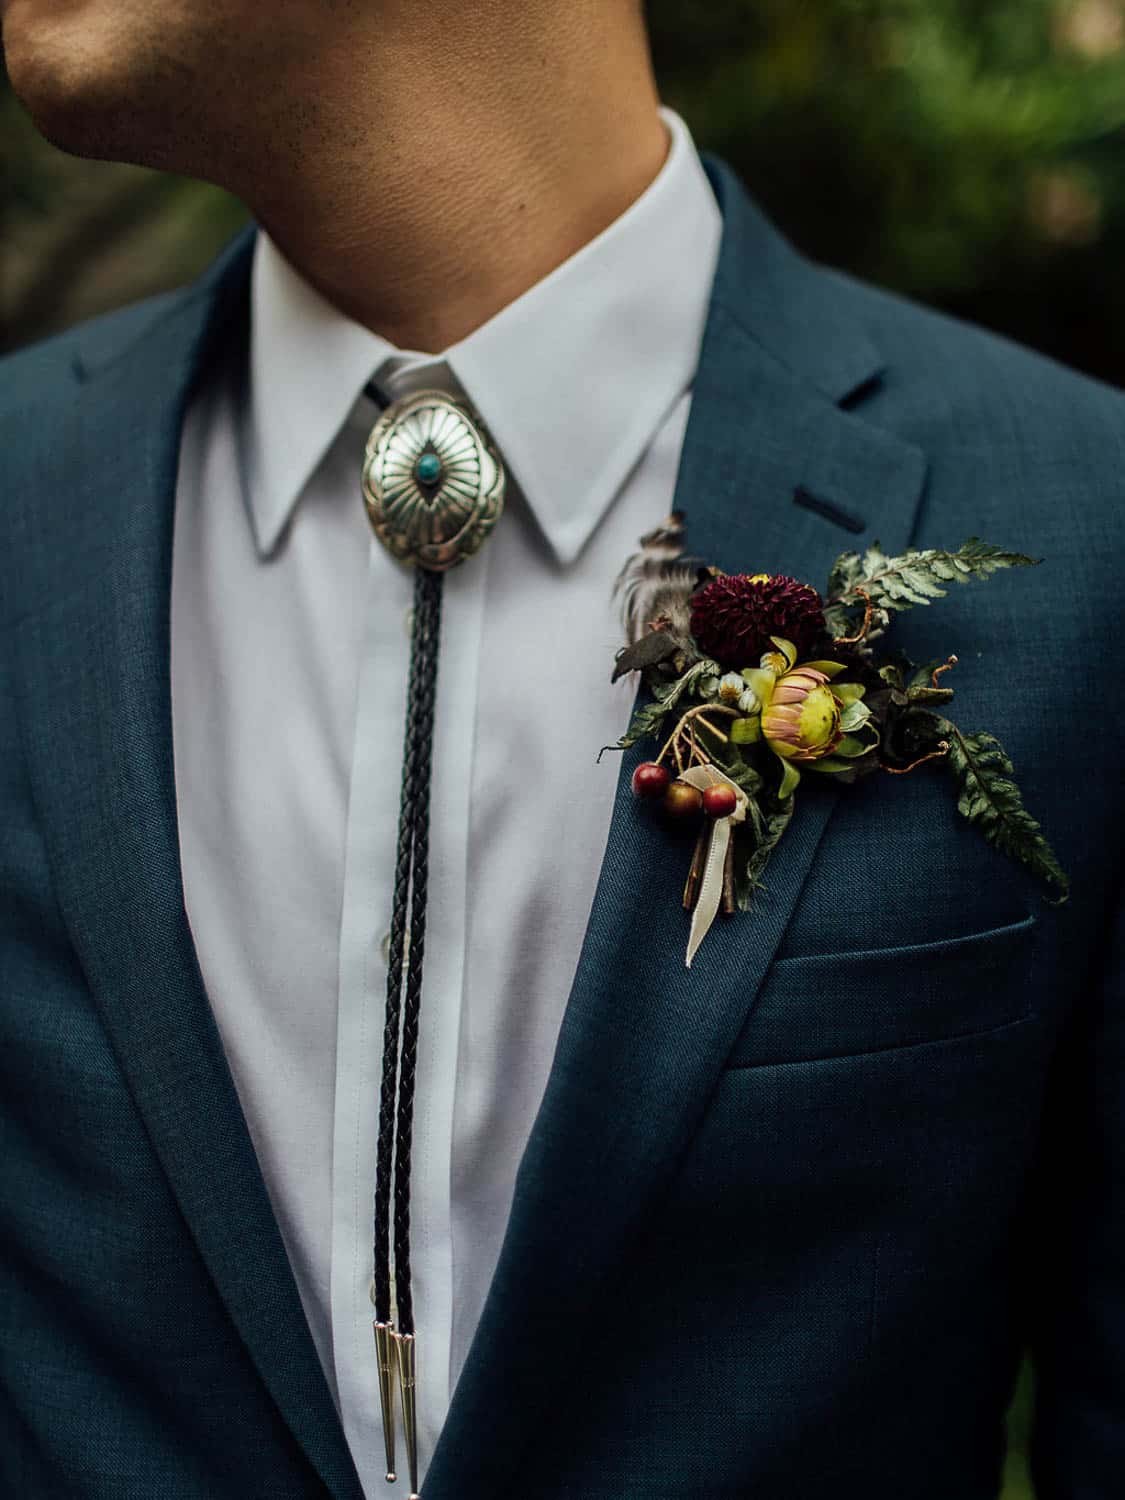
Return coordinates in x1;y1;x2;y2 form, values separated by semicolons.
360;371;506;1498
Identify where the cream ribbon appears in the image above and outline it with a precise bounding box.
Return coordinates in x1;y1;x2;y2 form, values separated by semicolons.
678;763;749;968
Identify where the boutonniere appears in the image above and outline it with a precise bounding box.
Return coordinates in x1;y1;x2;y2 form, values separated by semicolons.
607;516;1068;965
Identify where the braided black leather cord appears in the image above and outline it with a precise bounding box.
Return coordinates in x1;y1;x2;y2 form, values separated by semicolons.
391;567;441;1336
371;564;443;1329
371;574;423;1322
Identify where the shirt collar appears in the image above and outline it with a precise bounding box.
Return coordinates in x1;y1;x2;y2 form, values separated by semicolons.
244;106;721;563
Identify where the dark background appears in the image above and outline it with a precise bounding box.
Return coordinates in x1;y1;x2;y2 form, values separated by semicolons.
6;3;1125;1493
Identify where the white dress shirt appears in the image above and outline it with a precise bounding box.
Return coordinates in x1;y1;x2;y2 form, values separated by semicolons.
170;106;721;1492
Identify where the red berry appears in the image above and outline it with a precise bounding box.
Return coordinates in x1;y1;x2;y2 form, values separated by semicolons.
702;783;738;819
662;780;704;819
632;761;671;799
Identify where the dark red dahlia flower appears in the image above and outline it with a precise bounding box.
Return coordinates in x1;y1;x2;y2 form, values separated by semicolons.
690;572;825;667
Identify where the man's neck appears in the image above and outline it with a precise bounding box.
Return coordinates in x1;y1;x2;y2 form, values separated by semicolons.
240;5;668;353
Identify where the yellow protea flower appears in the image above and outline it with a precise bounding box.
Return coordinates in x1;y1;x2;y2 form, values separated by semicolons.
731;636;873;798
761;668;842;761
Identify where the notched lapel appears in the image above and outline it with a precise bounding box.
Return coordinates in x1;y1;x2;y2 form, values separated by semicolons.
426;165;928;1498
11;234;363;1500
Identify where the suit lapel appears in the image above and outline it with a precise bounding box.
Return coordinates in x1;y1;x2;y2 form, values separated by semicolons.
12;233;364;1500
424;161;928;1497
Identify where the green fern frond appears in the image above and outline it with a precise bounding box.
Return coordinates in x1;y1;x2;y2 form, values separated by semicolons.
827;537;1039;618
615;658;717;749
944;727;1069;900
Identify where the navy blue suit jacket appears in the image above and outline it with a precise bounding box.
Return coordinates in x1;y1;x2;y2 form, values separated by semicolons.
2;157;1123;1498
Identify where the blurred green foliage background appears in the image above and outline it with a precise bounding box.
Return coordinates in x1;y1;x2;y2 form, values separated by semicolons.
6;0;1125;393
4;1;1122;1493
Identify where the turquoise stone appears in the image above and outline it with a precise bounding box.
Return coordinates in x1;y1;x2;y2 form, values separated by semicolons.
415;452;442;486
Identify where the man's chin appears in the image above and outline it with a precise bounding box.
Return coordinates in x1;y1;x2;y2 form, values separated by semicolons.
9;71;118;163
4;5;151;164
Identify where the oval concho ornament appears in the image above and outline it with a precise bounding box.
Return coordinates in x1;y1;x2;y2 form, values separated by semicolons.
362;388;506;571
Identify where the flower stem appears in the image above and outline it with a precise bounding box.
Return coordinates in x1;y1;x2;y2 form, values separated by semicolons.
931;654;958;688
882;740;950;775
832;587;873;646
656;703;739;771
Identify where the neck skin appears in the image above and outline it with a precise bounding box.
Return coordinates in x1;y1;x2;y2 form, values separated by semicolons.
238;2;668;353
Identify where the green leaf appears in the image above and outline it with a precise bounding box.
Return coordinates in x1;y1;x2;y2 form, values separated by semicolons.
907;659;947;692
943;727;1069;900
902;658;957;706
907;685;956;707
822;602;854;639
730;715;761;745
827;549;865;601
839;699;871;733
615;658;718;749
615;696;674;750
717;750;764;799
736;795;797;908
834;734;870;757
741;667;777;706
826;537;1039;619
777;757;802;800
654;657;718;712
803;659;847;678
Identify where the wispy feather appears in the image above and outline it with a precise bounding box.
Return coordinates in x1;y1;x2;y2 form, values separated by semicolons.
613;512;702;645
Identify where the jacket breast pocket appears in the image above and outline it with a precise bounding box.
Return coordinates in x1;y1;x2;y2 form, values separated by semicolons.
725;912;1038;1068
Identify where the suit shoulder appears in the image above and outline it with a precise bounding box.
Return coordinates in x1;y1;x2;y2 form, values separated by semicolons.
0;226;254;432
0;233;253;632
0;286;194;418
821;264;1125;459
801;266;1125;600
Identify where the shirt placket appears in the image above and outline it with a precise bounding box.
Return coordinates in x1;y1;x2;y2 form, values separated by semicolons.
330;513;489;1495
